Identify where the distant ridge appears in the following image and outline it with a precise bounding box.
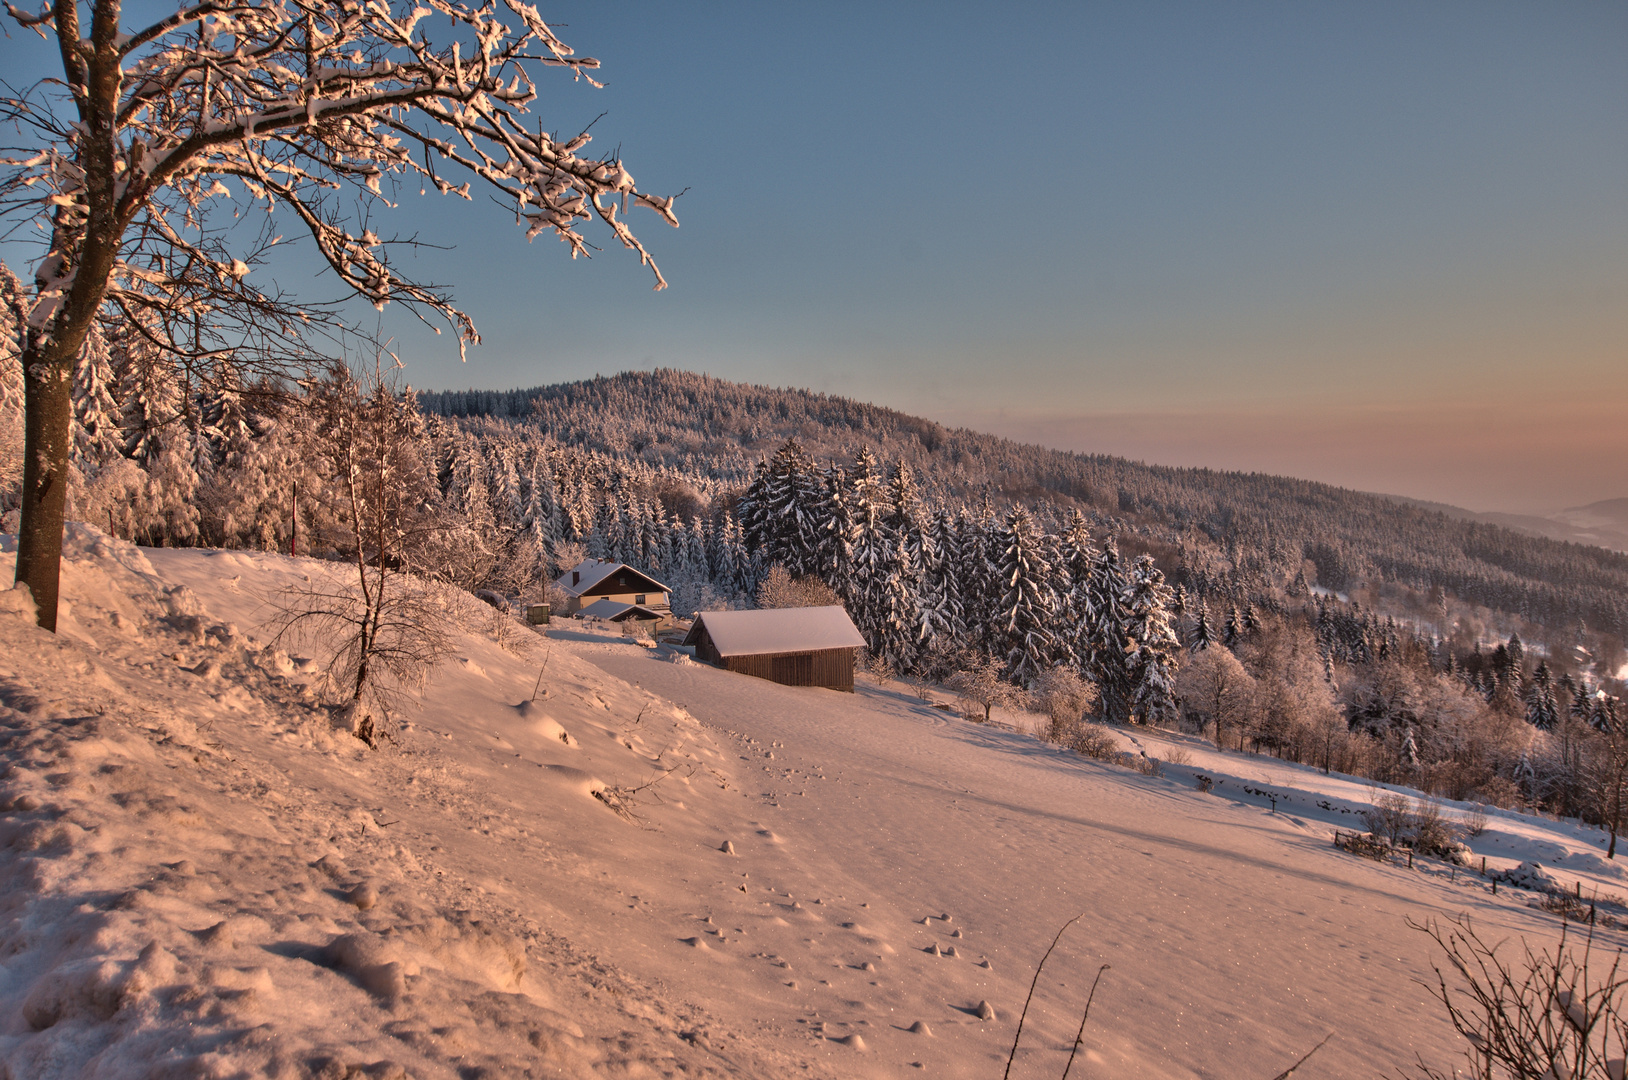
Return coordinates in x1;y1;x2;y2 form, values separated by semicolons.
1378;494;1628;555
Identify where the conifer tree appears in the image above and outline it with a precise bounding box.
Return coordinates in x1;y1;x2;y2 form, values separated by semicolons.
1123;555;1181;726
845;447;893;647
962;498;1001;656
740;439;824;576
71;324;121;466
990;506;1056;685
924;504;968;645
1242;601;1262;636
1525;661;1558;731
1188;596;1215;653
814;460;853;591
1056;509;1098;671
886;461;926;568
716;513;751;603
876;533;923;673
1084;539;1133;723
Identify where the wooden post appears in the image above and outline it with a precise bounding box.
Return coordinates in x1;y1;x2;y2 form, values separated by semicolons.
1407;850;1414;870
1491;878;1497;896
1480;857;1486;876
290;479;299;557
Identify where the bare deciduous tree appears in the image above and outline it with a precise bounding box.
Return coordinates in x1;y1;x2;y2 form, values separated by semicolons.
268;362;450;745
948;651;1025;724
756;564;842;610
1175;644;1257;751
1030;665;1099;744
2;0;679;630
1585;701;1628;859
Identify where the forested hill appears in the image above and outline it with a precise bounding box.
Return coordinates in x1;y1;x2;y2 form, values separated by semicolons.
419;370;1628;646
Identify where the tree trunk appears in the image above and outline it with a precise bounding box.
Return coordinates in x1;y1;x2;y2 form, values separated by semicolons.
14;351;75;632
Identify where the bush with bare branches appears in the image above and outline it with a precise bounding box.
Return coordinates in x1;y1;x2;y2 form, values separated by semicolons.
1409;915;1627;1080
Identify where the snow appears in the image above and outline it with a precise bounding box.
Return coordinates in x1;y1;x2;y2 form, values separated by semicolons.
1;525;1623;1079
687;606;866;657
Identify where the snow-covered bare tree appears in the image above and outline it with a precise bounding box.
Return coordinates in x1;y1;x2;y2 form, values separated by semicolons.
2;0;680;629
269;362;449;745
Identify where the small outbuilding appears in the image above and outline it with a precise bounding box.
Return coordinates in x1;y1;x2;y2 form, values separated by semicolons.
577;598;666;625
683;606;866;691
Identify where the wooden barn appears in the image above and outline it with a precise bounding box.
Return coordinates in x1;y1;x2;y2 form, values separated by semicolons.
683;607;866;691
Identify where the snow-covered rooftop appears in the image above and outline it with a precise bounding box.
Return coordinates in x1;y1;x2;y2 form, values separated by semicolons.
577;598;662;622
687;606;865;656
555;559;670;597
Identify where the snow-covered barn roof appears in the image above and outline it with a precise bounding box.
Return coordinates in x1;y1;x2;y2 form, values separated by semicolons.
577;599;664;622
555;560;671;597
684;607;865;657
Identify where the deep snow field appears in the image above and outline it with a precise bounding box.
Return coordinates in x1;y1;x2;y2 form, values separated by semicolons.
1;527;1623;1080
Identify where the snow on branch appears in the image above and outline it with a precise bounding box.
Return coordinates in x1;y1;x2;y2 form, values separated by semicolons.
1;0;679;361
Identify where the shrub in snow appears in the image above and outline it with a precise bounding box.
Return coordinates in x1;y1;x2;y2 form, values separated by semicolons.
1031;666;1099;744
1070;724;1119;761
1408;797;1464;860
947;652;1022;723
1362;792;1414;848
756;564;842;610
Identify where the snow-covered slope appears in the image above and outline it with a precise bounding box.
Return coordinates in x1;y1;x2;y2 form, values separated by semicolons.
2;529;1622;1079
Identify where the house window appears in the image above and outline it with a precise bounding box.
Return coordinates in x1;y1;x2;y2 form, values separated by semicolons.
635;594;646;605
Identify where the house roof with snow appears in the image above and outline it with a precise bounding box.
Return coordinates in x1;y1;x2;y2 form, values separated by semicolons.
683;607;865;657
577;599;665;622
555;560;671;597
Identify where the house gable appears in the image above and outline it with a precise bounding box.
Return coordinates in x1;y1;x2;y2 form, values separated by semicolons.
555;560;672;608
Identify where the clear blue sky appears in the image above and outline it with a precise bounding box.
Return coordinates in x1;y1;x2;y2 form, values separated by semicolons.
3;1;1624;511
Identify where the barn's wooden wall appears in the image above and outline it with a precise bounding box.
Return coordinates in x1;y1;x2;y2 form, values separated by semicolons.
722;647;855;692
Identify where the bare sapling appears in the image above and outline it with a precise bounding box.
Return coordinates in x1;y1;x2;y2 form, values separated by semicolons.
1005;912;1332;1079
1408;914;1627;1080
531;646;554;702
269;364;451;746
